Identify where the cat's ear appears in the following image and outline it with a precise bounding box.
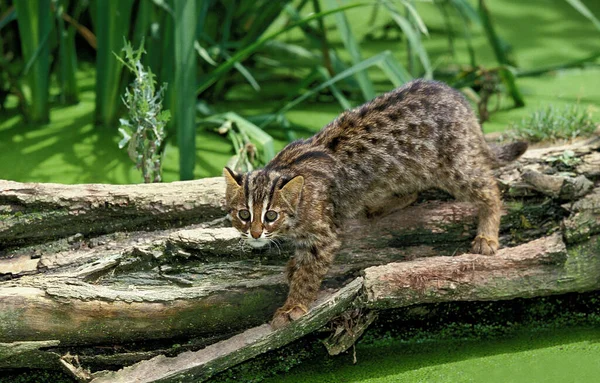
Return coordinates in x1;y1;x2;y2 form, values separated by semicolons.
223;168;243;202
279;175;304;212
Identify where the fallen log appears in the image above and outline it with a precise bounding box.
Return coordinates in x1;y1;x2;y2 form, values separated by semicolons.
87;278;364;383
0;179;224;247
82;233;600;382
0;137;599;376
363;233;600;309
0;195;565;347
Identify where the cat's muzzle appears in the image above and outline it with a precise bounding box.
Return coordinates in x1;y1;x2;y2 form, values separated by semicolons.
246;238;269;249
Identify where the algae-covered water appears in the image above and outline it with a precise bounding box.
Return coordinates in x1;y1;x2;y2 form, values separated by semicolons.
202;295;600;383
263;327;600;383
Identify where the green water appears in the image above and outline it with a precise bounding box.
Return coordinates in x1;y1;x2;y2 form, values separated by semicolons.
262;327;600;383
1;0;599;184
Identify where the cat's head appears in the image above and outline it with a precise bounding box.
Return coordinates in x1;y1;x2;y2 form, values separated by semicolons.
223;167;304;249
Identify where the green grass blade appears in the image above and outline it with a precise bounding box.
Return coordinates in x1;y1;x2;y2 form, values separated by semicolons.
448;0;480;24
275;51;410;118
232;60;260;91
14;0;51;123
95;0;134;127
324;0;375;101
238;1;290;48
448;0;481;66
174;0;197;180
132;0;153;49
402;0;429;36
195;1;374;95
379;52;412;87
281;2;355;84
499;66;525;108
312;0;335;75
151;0;174;16
222;112;275;164
55;0;78;104
0;7;15;30
56;0;67;105
478;0;524;107
435;1;456;58
260;40;320;67
382;0;432;78
194;40;218;65
565;0;600;31
218;49;261;92
516;51;600;77
478;0;514;66
158;0;175;118
316;67;352;110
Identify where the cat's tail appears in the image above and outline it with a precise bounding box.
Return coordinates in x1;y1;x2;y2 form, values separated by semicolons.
489;141;528;168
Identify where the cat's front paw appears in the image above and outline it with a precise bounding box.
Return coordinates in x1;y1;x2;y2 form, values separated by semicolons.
471;234;498;255
270;304;308;330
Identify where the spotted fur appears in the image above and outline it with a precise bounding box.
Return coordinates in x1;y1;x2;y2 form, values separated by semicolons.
223;79;527;328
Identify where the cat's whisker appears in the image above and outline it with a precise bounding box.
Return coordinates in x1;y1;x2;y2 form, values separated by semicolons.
238;237;247;252
270;239;282;256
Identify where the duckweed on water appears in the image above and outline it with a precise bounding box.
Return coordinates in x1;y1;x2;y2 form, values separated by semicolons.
266;330;600;383
210;292;600;383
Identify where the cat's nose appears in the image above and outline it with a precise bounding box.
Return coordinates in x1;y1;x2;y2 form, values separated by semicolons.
250;229;262;239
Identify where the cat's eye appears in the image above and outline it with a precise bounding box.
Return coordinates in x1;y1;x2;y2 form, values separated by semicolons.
238;209;251;221
265;210;278;222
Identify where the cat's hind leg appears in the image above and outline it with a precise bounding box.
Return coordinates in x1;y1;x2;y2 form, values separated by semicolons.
442;170;501;255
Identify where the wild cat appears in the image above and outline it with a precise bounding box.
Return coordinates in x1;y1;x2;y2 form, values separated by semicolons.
223;79;527;328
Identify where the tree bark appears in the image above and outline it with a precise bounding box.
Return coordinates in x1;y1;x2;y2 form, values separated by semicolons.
0;179;225;248
88;278;364;383
363;233;600;309
0;137;599;378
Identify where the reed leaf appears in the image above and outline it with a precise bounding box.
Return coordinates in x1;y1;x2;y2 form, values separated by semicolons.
316;67;353;110
158;0;175;116
323;0;375;101
132;0;154;50
0;7;15;30
448;0;480;24
221;112;275;164
281;3;355;87
195;1;373;95
447;0;480;67
14;0;51;123
274;51;411;120
55;0;78;104
174;0;198;180
238;1;291;48
402;0;429;36
95;0;134;127
565;0;600;32
379;53;412;86
478;0;524;107
382;0;432;79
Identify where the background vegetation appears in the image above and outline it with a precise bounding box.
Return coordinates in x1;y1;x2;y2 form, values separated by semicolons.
1;2;600;382
0;0;599;184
